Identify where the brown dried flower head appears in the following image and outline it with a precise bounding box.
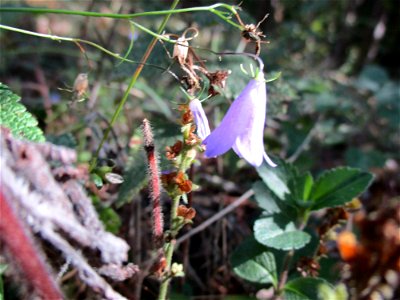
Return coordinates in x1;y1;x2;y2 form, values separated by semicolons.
166;141;183;160
179;104;194;125
174;171;193;193
177;205;196;221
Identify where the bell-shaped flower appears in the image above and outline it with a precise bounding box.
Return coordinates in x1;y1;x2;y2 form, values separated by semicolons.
189;98;210;140
203;71;276;167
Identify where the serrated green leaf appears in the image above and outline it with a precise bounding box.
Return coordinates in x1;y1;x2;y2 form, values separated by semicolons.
0;82;45;142
256;158;298;200
231;237;278;286
284;277;331;300
252;181;281;214
254;215;311;250
310;167;374;210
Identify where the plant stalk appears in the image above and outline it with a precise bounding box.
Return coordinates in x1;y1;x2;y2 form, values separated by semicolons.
276;218;308;296
277;249;294;293
158;195;181;300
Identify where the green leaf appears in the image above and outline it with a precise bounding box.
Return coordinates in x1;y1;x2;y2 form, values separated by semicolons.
256;158;297;200
310;167;374;210
0;265;6;274
254;215;311;250
231;237;278;286
356;64;389;92
265;71;282;83
288;172;314;204
116;149;148;207
252;181;281;214
90;173;103;188
0;82;45;142
136;79;173;119
284;277;331;300
281;117;314;157
318;283;348;300
345;148;386;170
46;133;77;148
0;264;6;300
376;81;400;129
99;207;122;234
291;229;320;266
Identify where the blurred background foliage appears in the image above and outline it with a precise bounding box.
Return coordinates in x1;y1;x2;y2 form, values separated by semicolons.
0;0;399;298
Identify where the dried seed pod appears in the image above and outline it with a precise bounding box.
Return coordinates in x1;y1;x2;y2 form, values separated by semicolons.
172;27;198;66
235;13;269;56
173;37;189;65
73;73;88;100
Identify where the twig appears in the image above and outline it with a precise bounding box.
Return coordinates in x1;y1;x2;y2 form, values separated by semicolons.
287;119;319;163
176;189;254;247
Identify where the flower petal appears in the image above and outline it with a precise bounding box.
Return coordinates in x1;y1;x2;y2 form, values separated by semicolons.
263;152;277;167
232;78;266;167
203;80;256;157
189;99;210;140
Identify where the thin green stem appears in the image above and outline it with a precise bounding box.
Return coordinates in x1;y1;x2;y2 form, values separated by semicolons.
0;4;242;29
0;24;134;63
158;195;180;300
89;0;180;171
275;216;309;297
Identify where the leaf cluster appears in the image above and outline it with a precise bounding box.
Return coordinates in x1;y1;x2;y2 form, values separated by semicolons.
231;158;374;298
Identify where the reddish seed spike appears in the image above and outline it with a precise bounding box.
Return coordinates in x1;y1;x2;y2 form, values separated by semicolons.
0;189;63;299
142;119;164;248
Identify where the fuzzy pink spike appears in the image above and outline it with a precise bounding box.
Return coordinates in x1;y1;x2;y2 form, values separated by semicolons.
142;119;164;247
0;188;63;299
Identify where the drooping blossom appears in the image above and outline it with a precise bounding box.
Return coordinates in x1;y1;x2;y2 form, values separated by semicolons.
189;98;210;140
203;71;276;167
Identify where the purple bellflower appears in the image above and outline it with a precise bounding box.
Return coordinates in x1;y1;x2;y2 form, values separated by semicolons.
203;71;277;168
189;98;210;140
